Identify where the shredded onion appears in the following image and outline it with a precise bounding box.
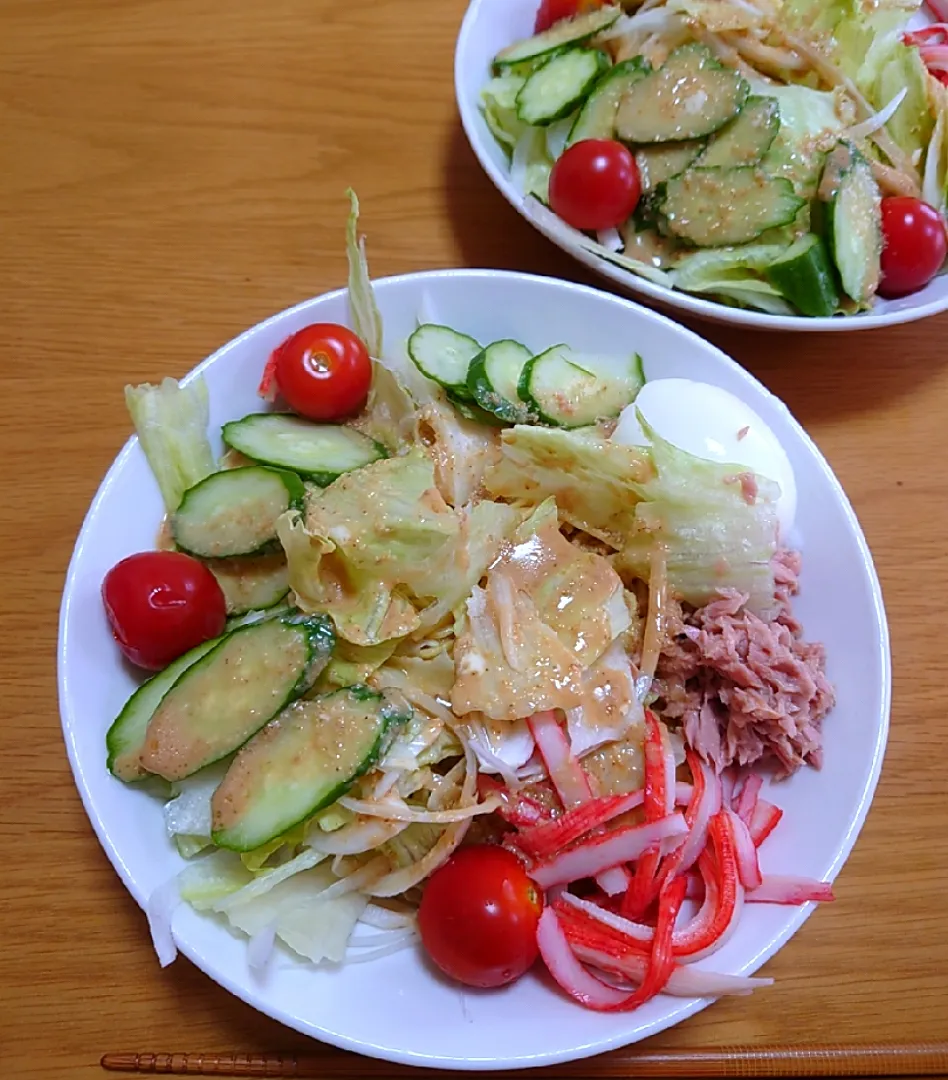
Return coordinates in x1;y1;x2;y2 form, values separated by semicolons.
146;877;181;968
638;543;668;689
308;816;409;856
360;902;416;930
338;794;501;825
343;936;418;964
247;922;277;973
320;856;390;901
348;929;417;948
596;228;623;252
847;87;908;140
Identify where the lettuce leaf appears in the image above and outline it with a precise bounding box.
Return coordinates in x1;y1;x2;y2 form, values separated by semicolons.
280;450;463;645
451;501;630;721
485;425;651;545
163;761;230;857
125;377;216;512
178;850;254;910
481;74;529;150
222;863;368;965
511;127;553;203
614;417;780;613
759;84;846;198
412;401;502;508
345;188;383;359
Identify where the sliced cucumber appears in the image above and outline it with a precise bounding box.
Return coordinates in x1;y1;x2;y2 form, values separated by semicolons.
695;96;780;169
661;167;805;247
519;346;645;428
222;414;386;486
408;324;481;401
171;466;304;559
106;636;222;782
208;553;290;616
567;56;651;146
764;234;840;317
615;44;749;144
467;340;535;423
635;142;703;192
516;48;609;127
140;613;335;782
493;5;622;69
820;144;882;304
211;685;412;851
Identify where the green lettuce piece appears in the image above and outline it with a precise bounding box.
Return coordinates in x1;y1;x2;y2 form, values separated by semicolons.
317;638;400;691
923;95;948;216
615;416;780;613
863;40;934;164
178;850;254;910
222;863;368;965
512;127;553;203
759;84;845;197
481;74;528;150
125;377;216;512
412;401;502;508
239;823;308;873
345;188;382;359
674;243;795;289
279;449;464;645
485;425;651;545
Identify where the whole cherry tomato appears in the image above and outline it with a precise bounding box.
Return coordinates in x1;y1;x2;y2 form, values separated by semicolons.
259;323;372;421
102;551;226;670
535;0;606;32
418;845;543;989
879;196;947;298
549;139;642;232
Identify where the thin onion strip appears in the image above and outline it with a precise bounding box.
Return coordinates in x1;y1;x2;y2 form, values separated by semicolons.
339;794;501;824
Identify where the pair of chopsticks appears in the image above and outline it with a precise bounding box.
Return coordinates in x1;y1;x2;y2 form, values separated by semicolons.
101;1044;948;1077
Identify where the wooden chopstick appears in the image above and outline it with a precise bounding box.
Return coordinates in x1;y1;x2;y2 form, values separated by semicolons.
101;1044;948;1077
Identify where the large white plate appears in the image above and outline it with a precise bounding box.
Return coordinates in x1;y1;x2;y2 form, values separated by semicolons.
58;270;890;1070
454;0;946;332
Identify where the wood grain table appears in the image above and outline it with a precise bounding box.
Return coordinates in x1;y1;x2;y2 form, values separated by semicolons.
2;1;947;1077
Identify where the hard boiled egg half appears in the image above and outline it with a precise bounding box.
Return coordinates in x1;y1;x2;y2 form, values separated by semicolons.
612;378;797;540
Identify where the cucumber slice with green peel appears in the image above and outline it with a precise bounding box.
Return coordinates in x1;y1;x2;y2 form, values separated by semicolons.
819;144;882;304
519;346;646;428
221;414;386;485
661;167;805;247
140;613;335;782
106;636;222;782
493;5;622;70
449;395;508;427
408;324;481;400
467;340;535;423
516;49;610;127
695;96;780;169
615;45;749;144
567;56;651;146
635;142;703;192
764;234;840;317
207;553;291;616
171;466;304;559
211;685;412;851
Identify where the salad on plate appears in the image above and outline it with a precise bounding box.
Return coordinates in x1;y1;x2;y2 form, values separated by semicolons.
480;0;948;317
102;194;836;1012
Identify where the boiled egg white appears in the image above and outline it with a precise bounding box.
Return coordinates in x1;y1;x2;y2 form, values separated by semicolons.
612;378;797;539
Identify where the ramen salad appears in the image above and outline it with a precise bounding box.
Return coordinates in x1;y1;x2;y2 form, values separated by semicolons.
481;0;948;316
102;194;834;1011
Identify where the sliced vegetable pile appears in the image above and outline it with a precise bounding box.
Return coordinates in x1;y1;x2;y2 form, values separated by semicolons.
100;194;835;1012
481;0;948;315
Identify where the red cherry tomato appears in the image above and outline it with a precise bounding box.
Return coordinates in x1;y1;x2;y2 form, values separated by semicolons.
418;845;543;989
102;551;226;670
549;139;642;232
879;196;948;299
266;323;372;421
535;0;605;32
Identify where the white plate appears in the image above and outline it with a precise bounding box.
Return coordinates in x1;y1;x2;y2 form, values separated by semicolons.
58;270;890;1070
454;0;946;332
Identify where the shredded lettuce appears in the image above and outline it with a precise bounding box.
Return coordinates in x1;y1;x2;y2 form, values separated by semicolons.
413;401;502;507
125;377;216;512
759;84;846;198
858;37;934;162
317;638;400;691
163;762;229;857
615;416;780;613
673;243;801;314
485;425;651;545
511;127;553;203
923;86;948;215
178;850;254;910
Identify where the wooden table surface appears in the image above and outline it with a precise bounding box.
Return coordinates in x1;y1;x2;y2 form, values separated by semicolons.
3;1;947;1076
